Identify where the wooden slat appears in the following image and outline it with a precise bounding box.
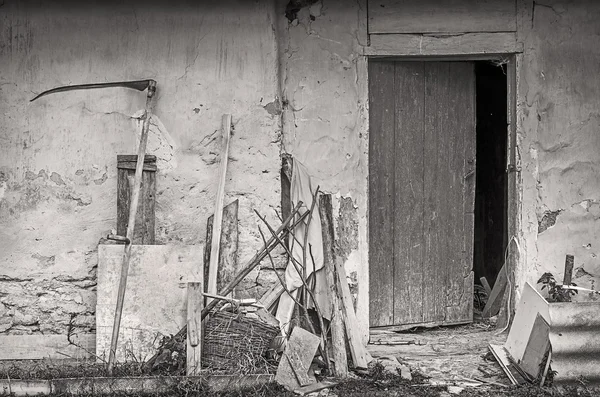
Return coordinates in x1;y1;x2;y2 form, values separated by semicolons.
0;334;95;360
319;194;348;377
336;258;372;369
207;114;232;302
258;283;285;312
117;156;156;245
520;313;550;379
368;61;396;327
368;0;516;34
480;277;492;294
482;263;507;318
365;33;521;56
203;200;239;296
393;62;425;326
186;281;203;376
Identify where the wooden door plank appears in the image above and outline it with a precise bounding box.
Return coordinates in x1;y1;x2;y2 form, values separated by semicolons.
368;61;396;327
392;62;425;325
367;0;517;34
186;281;203;376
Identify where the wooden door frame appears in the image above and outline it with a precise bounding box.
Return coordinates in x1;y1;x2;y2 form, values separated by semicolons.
366;52;519;330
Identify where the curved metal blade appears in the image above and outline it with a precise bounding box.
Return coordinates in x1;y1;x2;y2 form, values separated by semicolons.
30;79;154;102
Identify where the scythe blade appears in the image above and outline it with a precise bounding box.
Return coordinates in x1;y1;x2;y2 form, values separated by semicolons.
30;79;155;102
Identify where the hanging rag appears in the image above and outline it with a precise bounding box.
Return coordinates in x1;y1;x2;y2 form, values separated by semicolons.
276;159;331;338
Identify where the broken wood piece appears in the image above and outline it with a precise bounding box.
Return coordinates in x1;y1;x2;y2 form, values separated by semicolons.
335;257;372;369
519;313;550;379
539;350;552;386
201;292;259;307
480;277;492;295
207;114;233;303
319;193;348;377
204;200;239;297
563;254;574;285
187;281;203;375
488;343;527;385
258;283;285;312
276;327;320;391
294;380;338;396
255;307;280;328
482;264;508;318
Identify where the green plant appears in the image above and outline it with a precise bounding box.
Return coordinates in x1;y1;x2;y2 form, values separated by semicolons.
537;272;577;302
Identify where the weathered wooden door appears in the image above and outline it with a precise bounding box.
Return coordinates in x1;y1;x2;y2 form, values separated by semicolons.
369;61;476;328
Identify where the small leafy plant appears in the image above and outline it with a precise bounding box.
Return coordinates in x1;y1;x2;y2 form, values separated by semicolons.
537;272;577;302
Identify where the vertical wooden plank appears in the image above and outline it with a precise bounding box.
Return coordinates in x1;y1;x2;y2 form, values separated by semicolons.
563;254;574;285
187;281;203;376
393;62;425;325
207;114;232;302
319;194;348;377
116;155;156;244
203;200;239;296
368;61;396;327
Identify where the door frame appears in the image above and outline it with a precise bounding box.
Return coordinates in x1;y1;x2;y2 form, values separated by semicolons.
366;53;519;330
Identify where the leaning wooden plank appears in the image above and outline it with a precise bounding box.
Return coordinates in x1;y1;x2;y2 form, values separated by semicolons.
319;194;348;377
0;334;95;360
519;313;550;380
276;327;320;391
480;277;492;295
335;259;372;369
563;254;574;285
204;199;239;295
207;114;232;302
482;264;508;318
488;343;517;385
186;281;203;376
294;380;338;396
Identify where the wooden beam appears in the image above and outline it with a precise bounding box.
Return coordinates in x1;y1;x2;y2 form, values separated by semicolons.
563;254;574;285
0;334;95;360
365;33;522;56
186;281;203;376
319;194;348;377
203;200;239;296
335;258;372;369
367;0;516;34
207;114;232;302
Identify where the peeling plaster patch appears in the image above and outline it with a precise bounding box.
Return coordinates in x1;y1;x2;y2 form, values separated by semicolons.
49;172;65;186
75;169;84;176
263;99;282;116
31;253;55;267
538;209;562;233
336;196;359;263
285;0;319;23
575;266;593;278
67;191;92;206
93;172;108;185
0;181;6;200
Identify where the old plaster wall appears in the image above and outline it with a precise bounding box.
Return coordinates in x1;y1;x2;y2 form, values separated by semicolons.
0;1;283;335
516;0;600;301
277;0;370;339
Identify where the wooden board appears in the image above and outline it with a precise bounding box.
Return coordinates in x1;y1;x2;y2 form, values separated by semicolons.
275;327;320;390
519;313;550;379
258;283;285;312
207;114;232;301
367;0;516;34
365;33;521;57
117;154;156;245
368;61;396;327
0;334;95;360
203;199;239;296
186;281;203;376
369;61;475;328
505;282;550;364
488;343;523;385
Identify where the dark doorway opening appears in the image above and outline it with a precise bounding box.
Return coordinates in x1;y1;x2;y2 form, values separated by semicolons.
473;62;508;291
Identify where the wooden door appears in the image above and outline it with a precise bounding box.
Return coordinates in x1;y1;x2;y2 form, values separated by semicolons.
369;61;476;328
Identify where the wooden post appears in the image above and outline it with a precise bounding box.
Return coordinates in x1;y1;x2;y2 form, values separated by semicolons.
207;114;232;303
563;254;574;285
187;281;203;376
318;194;348;377
117;155;157;244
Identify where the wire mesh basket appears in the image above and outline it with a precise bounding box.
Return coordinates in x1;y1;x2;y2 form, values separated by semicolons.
202;310;279;372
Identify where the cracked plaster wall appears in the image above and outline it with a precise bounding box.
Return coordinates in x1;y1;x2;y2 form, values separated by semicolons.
517;0;600;301
0;1;283;334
